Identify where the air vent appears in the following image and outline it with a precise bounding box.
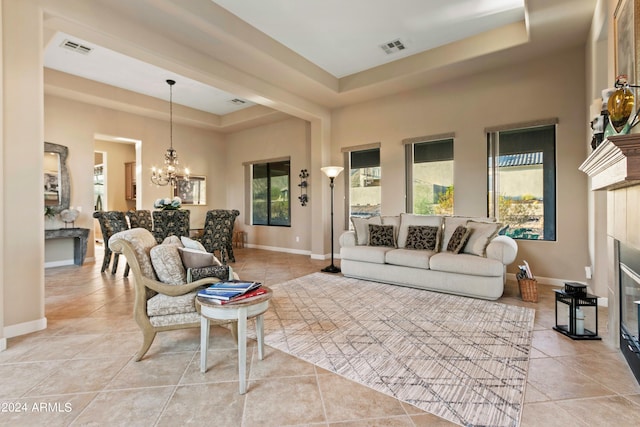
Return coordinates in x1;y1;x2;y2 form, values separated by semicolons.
60;39;93;55
380;39;406;55
228;98;247;105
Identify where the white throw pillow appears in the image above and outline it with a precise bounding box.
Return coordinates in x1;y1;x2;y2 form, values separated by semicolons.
181;236;207;252
462;220;502;257
150;244;187;285
351;216;382;245
397;214;442;248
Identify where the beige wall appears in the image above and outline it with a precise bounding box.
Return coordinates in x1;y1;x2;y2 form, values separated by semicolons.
43;94;228;248
331;47;590;282
226;117;312;253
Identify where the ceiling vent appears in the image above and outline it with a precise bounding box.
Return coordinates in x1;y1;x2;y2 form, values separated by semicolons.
380;39;406;55
60;39;93;55
228;98;247;105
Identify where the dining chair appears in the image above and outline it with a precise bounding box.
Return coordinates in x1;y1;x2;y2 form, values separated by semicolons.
201;209;240;263
152;209;190;244
93;210;129;274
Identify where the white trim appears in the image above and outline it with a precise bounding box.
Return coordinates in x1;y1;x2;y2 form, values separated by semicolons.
44;259;75;268
4;317;47;338
0;338;6;352
245;243;311;256
44;256;95;269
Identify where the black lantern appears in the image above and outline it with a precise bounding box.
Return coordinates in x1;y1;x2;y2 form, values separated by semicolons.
553;282;601;340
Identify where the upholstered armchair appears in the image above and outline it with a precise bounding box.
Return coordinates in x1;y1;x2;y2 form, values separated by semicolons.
108;227;235;361
93;211;129;274
201;209;240;263
152;209;190;244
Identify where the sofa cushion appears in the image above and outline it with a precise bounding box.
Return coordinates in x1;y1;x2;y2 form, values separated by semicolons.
369;224;396;247
385;248;434;269
446;226;471;254
178;247;220;268
181;236;206;251
381;215;401;243
405;225;440;251
397;214;443;248
463;221;502;257
150;244;187;285
351;216;382;245
147;290;199;317
442;216;495;251
429;252;503;277
341;245;392;264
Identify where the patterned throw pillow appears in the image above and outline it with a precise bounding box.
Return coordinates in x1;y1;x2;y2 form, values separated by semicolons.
368;224;395;247
405;225;440;251
188;265;230;283
446;226;471;254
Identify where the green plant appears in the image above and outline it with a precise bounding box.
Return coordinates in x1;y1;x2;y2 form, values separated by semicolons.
44;206;55;219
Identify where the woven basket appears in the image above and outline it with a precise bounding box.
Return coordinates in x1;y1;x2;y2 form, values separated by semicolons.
518;278;538;302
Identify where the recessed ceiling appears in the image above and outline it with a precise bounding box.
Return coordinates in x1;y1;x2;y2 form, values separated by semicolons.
43;31;256;116
41;0;596;125
210;0;525;78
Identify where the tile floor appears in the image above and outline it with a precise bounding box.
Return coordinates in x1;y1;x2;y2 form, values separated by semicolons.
1;246;640;426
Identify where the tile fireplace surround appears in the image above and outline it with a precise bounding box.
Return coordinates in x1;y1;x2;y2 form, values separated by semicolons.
580;133;640;368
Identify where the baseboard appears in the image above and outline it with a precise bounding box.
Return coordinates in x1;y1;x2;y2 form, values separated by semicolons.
0;337;6;352
507;273;609;307
245;243;311;256
44;256;95;269
4;317;47;338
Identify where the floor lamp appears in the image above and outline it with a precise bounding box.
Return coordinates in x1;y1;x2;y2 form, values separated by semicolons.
321;166;344;273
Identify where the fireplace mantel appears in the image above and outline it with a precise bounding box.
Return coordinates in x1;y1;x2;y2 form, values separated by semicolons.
579;134;640;190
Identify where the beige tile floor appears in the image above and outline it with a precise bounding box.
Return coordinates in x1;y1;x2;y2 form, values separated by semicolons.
1;245;640;426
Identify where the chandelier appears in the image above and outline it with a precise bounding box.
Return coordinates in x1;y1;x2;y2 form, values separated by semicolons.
151;79;190;187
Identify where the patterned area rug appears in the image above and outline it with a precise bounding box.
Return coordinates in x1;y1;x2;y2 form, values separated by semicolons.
262;273;535;427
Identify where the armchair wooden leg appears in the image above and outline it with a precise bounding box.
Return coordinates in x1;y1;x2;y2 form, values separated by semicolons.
124;263;130;277
134;330;157;361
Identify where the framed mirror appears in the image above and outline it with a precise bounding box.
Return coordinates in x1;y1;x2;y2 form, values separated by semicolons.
174;175;206;205
44;142;70;213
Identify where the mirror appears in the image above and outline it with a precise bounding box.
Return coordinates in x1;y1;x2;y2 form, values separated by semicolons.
174;175;206;205
44;142;70;213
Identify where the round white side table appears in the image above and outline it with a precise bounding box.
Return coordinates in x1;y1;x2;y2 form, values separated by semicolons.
197;287;272;394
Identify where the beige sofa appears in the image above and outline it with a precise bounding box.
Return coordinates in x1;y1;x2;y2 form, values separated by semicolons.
338;214;518;300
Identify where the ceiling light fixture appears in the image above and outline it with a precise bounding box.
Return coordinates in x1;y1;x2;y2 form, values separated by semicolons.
151;79;189;188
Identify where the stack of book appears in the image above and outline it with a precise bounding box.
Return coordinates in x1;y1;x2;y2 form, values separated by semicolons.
197;280;265;305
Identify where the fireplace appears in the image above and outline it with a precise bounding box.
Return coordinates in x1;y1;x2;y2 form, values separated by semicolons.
579;133;640;386
619;241;640;383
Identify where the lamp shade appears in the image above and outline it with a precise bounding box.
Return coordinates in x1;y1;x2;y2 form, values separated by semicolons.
321;166;344;178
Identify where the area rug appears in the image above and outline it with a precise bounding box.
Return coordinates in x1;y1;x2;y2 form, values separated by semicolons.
261;273;535;427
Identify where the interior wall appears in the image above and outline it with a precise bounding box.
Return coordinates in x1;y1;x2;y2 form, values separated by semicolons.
331;46;590;283
43;95;227;264
225;117;312;253
2;0;46;335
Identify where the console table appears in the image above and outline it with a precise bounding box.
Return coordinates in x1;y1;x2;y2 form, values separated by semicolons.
45;228;90;266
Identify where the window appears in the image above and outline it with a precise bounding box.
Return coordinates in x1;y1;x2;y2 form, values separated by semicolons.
405;138;454;215
487;125;556;241
251;160;290;226
347;148;381;219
